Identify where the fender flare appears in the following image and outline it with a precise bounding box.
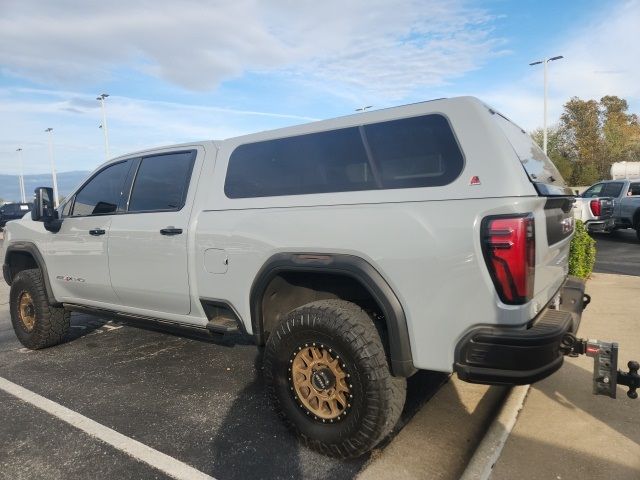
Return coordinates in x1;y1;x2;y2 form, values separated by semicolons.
3;241;59;305
250;252;416;377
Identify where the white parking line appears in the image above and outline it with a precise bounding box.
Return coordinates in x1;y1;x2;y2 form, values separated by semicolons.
0;376;216;480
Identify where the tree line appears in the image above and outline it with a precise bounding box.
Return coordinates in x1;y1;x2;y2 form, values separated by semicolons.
531;95;640;185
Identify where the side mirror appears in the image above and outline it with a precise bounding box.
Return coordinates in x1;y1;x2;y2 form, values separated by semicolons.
31;187;62;233
32;187;55;221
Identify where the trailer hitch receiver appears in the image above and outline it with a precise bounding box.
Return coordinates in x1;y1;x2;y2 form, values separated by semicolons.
561;335;639;399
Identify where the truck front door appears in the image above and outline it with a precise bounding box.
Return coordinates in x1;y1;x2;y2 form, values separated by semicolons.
107;149;199;315
620;181;640;223
46;160;134;304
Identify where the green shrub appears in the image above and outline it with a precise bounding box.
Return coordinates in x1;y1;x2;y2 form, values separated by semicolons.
569;220;596;279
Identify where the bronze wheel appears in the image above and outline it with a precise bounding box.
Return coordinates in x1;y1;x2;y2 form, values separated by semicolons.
18;291;36;332
10;269;70;349
290;344;351;422
264;299;406;458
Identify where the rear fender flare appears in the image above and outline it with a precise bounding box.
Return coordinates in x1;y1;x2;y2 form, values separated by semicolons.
250;253;416;377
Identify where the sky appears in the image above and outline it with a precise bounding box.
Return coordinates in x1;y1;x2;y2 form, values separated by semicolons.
1;0;639;176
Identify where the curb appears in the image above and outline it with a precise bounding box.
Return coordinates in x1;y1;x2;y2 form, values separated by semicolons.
459;384;530;480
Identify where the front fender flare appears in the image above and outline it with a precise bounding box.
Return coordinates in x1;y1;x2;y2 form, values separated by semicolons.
4;241;59;305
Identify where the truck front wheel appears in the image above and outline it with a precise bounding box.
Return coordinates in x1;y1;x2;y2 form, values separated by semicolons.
10;269;70;349
263;299;406;458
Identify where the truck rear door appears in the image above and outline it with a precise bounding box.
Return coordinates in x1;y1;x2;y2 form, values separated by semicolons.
108;149;200;315
601;181;625;218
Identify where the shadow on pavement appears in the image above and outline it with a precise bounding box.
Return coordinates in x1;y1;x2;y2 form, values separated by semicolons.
205;353;365;480
538;361;640;447
206;356;447;479
360;377;507;480
53;315;447;480
492;431;640;480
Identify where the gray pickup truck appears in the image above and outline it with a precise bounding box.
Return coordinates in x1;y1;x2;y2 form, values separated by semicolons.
580;179;640;241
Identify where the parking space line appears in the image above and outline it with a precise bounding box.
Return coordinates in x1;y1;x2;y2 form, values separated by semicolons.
0;376;216;480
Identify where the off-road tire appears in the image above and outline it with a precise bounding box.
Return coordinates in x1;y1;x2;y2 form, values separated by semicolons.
263;299;406;458
10;269;70;349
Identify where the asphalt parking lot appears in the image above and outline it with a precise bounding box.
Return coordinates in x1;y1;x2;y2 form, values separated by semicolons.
592;228;640;276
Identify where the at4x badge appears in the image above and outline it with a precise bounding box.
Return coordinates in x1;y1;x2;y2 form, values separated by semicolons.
56;275;86;283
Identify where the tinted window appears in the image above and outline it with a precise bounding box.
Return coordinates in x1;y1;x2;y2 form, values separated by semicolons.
602;182;624;197
493;114;567;192
2;204;31;215
582;184;603;198
629;183;640;196
72;161;130;216
60;199;73;218
224;114;464;198
363;115;463;189
128;151;195;212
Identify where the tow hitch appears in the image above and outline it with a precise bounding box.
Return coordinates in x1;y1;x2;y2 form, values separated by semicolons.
561;334;640;399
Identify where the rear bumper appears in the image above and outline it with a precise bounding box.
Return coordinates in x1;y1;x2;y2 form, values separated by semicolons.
454;276;588;385
585;218;615;232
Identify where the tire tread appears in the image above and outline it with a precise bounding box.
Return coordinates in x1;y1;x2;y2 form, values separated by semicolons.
264;299;406;458
10;269;70;349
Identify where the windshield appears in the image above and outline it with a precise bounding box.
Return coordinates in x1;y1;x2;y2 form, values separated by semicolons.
493;113;569;195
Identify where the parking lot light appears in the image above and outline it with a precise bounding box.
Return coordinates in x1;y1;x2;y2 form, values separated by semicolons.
529;55;564;154
45;128;59;208
15;148;26;203
97;93;110;161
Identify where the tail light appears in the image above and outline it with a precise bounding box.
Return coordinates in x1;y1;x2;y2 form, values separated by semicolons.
481;214;535;305
589;199;601;216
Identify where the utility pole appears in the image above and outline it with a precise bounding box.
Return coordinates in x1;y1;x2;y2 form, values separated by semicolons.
16;148;26;203
529;56;564;154
45;128;59;208
97;93;110;161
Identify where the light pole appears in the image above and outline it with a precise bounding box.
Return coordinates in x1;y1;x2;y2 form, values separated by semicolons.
96;93;110;160
15;148;26;203
45;128;60;208
355;105;373;112
529;55;564;154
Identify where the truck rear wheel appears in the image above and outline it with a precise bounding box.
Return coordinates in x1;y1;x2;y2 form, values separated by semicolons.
10;269;70;349
263;299;406;458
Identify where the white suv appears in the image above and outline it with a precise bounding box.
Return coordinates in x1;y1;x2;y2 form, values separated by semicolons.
2;97;587;458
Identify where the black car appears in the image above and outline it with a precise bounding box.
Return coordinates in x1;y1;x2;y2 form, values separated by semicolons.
0;202;33;229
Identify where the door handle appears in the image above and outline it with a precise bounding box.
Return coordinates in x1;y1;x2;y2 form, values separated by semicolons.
89;228;106;236
160;227;183;236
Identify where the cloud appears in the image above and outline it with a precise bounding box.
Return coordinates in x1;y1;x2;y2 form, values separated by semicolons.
550;1;640;103
0;86;320;175
478;0;640;131
0;0;501;99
